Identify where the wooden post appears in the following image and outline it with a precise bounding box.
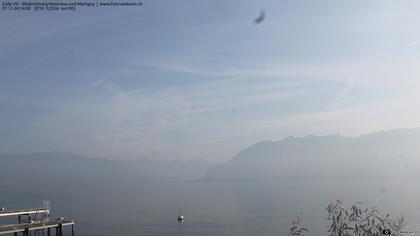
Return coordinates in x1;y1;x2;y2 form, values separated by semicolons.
18;215;21;224
47;228;51;236
59;223;63;236
72;224;74;236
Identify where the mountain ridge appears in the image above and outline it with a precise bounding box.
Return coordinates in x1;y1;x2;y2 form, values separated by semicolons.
203;128;420;181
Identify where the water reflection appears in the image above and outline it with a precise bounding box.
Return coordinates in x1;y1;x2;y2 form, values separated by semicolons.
179;220;184;233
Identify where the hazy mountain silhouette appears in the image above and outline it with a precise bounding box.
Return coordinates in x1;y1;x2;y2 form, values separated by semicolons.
0;151;213;187
203;128;420;181
2;128;420;185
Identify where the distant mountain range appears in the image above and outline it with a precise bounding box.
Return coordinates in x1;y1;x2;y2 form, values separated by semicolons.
2;128;420;184
203;128;420;181
0;151;213;185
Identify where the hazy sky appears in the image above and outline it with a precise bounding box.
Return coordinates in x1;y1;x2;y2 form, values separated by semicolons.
1;0;420;162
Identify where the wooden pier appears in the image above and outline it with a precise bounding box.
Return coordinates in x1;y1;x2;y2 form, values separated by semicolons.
0;208;74;236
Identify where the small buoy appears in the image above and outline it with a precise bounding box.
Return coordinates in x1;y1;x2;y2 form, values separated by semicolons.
177;208;184;222
0;207;5;211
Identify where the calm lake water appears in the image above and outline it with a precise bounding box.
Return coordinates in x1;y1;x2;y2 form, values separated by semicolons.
2;179;420;236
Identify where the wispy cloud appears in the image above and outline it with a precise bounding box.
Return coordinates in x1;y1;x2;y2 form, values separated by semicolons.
327;77;354;109
90;77;109;88
159;63;347;81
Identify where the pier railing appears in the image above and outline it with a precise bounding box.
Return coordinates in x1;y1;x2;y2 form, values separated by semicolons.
0;208;74;236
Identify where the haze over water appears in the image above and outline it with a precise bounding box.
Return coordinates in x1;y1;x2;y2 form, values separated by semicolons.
2;178;420;236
